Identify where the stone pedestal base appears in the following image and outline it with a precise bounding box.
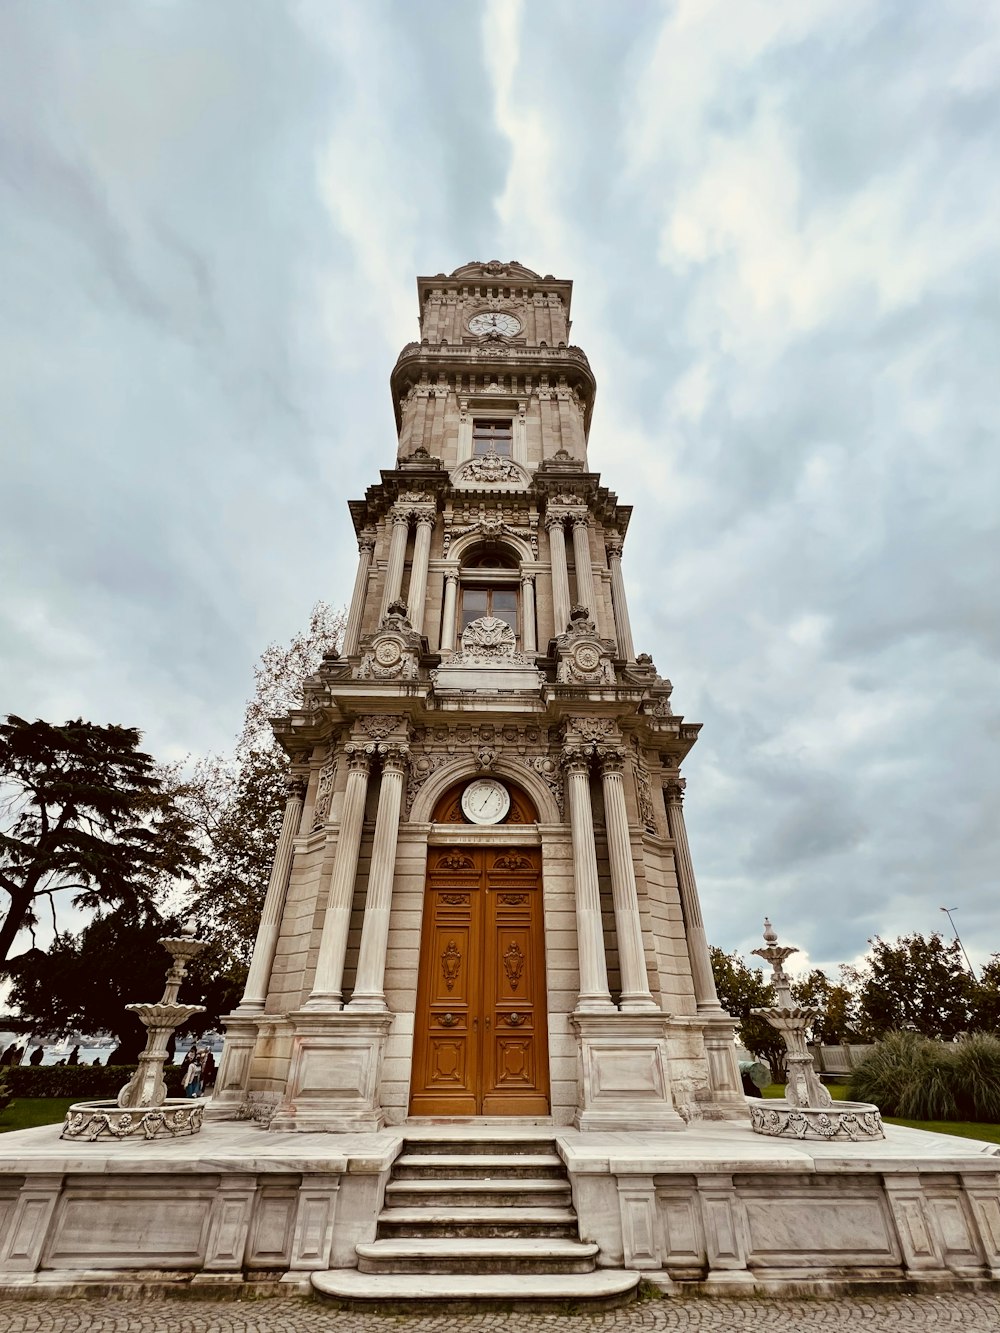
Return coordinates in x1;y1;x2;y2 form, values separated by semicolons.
570;1012;686;1132
269;1011;393;1133
700;1010;753;1120
206;1011;260;1120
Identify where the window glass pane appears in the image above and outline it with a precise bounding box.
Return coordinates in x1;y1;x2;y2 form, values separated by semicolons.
460;588;488;631
472;419;513;457
491;589;517;631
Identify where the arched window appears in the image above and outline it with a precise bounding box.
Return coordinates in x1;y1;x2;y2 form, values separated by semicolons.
459;546;520;639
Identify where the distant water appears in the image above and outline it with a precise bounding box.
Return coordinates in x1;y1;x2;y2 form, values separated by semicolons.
0;1035;224;1067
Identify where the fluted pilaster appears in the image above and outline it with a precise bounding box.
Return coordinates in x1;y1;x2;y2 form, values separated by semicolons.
238;775;305;1011
306;748;372;1009
406;513;435;635
440;570;459;652
606;536;636;663
521;573;537;654
347;746;409;1013
380;510;411;620
571;514;596;621
599;749;657;1011
342;533;376;658
664;777;722;1011
547;516;572;636
563;748;614;1012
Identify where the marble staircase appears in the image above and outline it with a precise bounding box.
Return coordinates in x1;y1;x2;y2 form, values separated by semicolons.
311;1132;640;1306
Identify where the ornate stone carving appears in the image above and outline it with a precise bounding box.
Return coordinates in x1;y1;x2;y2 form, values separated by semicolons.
476;744;498;770
355;605;422;682
635;763;657;832
311;757;337;830
555;606;616;685
596;747;626;776
518;755;564;816
446;616;532;667
344;745;372;774
560;745;593;775
359;715;406;741
378;744;410;773
664;777;686;805
404;751;450;818
459;451;520;484
443;503;538;558
358;531;377;554
284;775;307;801
570;717;617;744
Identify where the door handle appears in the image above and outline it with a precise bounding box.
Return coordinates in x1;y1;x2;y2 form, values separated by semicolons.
473;1018;478;1029
485;1017;491;1029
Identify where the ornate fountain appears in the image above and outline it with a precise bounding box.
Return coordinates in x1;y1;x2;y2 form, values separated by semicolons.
62;920;209;1142
747;919;884;1141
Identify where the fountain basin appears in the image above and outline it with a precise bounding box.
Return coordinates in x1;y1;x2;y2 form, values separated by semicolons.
748;1096;884;1141
61;1098;206;1142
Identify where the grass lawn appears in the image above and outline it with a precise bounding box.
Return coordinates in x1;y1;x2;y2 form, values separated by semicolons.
0;1098;76;1133
760;1082;1000;1145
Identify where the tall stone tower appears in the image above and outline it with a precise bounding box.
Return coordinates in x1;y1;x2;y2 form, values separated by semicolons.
215;260;744;1131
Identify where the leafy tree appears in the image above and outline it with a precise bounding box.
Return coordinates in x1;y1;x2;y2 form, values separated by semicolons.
853;933;975;1041
0;717;201;965
790;968;859;1045
1;906;233;1062
972;955;1000;1034
710;946;788;1081
169;602;345;982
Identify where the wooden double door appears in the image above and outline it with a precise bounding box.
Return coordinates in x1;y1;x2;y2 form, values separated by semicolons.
409;845;549;1116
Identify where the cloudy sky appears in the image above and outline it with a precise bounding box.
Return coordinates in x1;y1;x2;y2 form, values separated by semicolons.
2;0;998;976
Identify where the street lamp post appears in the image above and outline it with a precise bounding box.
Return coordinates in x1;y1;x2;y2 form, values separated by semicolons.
940;907;978;982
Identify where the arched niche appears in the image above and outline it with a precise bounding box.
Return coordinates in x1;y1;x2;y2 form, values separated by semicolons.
408;757;559;826
432;776;538;825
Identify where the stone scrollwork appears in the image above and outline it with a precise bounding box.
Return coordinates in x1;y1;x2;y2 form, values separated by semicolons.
355;604;422;682
311;756;338;830
457;451;525;485
748;1100;884;1142
447;615;532;667
555;606;616;686
634;763;657;833
519;754;564;816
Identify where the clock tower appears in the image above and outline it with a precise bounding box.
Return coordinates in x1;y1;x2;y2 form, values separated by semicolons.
214;260;745;1131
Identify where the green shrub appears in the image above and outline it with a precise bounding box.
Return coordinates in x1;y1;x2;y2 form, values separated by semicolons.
6;1064;185;1100
0;1070;11;1114
951;1033;1000;1123
850;1030;1000;1122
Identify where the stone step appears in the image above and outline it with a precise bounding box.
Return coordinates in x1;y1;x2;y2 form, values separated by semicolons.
392;1152;566;1180
384;1177;573;1209
313;1267;639;1306
312;1268;641;1308
356;1236;599;1276
377;1205;578;1239
401;1136;558;1157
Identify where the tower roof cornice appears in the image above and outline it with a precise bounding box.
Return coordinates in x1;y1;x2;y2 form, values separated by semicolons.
417;262;573;317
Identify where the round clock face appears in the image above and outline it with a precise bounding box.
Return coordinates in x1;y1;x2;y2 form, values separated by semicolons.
469;311;522;337
461;777;511;825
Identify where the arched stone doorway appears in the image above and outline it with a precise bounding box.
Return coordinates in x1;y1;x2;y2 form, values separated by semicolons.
409;777;550;1116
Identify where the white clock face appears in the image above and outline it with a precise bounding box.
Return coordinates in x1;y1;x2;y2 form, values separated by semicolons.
469;311;522;337
460;778;511;825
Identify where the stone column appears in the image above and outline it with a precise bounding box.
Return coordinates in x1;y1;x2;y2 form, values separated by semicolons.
305;748;372;1009
599;750;657;1011
380;510;410;620
547;515;572;636
606;536;636;663
571;513;596;619
562;749;614;1012
347;746;409;1013
521;573;537;654
440;570;460;652
342;533;375;658
406;512;435;636
664;778;721;1011
238;776;306;1010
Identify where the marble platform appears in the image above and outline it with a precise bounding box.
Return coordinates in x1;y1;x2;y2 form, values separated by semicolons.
0;1113;998;1293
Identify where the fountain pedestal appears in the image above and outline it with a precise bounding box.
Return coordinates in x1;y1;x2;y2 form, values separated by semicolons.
747;919;884;1142
61;922;209;1143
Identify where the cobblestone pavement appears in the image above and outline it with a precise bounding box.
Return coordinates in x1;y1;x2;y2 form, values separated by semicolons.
1;1292;1000;1333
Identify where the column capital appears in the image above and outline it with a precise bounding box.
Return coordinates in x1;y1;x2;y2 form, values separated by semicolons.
596;746;627;776
411;509;436;530
571;511;591;530
378;744;410;774
664;776;687;805
520;571;535;586
284;775;307;801
357;531;377;554
390;507;412;527
605;536;624;560
544;512;567;532
444;569;460;586
561;745;592;775
344;745;373;774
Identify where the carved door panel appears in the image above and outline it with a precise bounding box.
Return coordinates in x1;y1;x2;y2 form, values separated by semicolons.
410;846;548;1116
482;849;549;1115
